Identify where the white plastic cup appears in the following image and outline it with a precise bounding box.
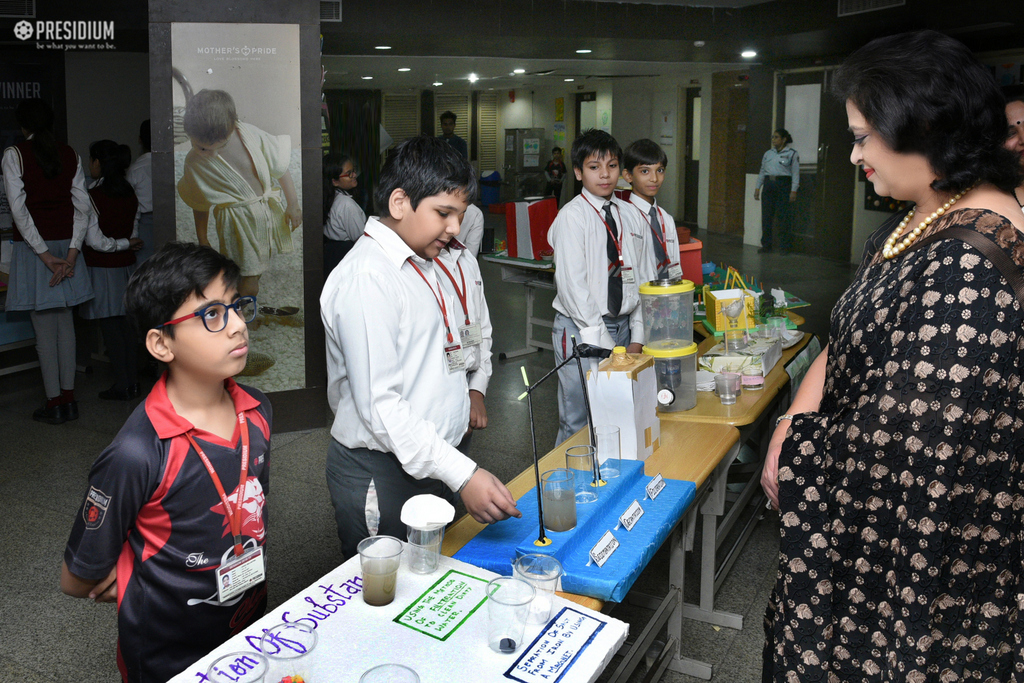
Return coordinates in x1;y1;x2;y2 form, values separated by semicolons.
206;652;268;683
715;373;739;405
486;576;536;654
767;315;788;340
594;425;620;479
357;535;404;606
259;622;316;683
407;524;445;575
514;554;564;624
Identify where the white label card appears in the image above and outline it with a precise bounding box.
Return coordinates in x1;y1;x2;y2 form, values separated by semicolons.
619;500;644;532
444;343;466;373
668;264;683;280
459;322;482;347
216;546;265;603
621;267;635;284
506;607;607;683
645;473;666;501
589;531;619;568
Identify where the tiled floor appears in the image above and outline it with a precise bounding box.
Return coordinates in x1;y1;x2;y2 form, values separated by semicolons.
0;215;857;682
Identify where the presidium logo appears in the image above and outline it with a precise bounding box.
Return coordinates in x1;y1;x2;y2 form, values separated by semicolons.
13;20;115;48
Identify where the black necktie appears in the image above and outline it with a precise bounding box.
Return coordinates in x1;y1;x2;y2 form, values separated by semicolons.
649;204;669;278
604;202;622;317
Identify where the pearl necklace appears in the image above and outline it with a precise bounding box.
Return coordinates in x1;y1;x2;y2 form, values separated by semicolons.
881;186;972;259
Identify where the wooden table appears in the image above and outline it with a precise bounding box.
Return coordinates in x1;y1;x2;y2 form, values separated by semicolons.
443;420;740;680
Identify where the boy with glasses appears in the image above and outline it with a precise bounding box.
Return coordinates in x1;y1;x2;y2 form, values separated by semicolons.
60;242;272;683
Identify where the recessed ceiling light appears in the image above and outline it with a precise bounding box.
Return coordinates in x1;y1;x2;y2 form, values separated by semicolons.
741;50;757;58
513;68;525;74
398;67;411;72
564;78;575;82
433;81;443;87
576;49;592;54
361;76;373;80
375;45;391;50
468;73;478;83
694;40;705;48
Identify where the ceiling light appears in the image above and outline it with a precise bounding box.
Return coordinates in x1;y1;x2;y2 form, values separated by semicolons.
398;67;411;72
468;73;478;83
361;76;373;80
433;81;443;87
375;45;391;50
564;78;575;82
513;68;525;74
694;40;705;48
576;49;592;54
741;50;757;58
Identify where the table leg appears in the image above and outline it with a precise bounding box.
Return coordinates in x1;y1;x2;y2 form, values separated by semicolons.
498;281;554;360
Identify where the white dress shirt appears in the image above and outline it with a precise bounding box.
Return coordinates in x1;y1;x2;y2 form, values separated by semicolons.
625;194;680;284
459;203;484;257
126;151;152;213
2;143;91;254
548;187;647;349
323;189;366;242
321;216;477;492
436;242;493;395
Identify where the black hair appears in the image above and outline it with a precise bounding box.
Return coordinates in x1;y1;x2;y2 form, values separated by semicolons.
440;110;456;124
1004;85;1024;107
125;242;241;340
832;30;1020;194
373;135;477;217
571;129;622;170
139;119;151;152
15;98;60;179
323;152;357;218
623;138;668;172
774;129;793;145
89;139;134;198
552;146;563;155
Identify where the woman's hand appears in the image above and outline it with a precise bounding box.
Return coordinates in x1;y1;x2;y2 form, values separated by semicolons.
39;250;69;286
754;188;761;201
128;238;144;251
761;418;794;510
789;191;798;203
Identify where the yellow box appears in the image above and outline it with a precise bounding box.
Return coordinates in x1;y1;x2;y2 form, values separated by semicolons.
705;288;758;330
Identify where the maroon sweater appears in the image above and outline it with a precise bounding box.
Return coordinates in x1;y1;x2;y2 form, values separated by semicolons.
11;139;78;242
83;187;138;268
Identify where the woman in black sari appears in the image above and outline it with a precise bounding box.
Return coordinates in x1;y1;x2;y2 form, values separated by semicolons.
760;30;1024;682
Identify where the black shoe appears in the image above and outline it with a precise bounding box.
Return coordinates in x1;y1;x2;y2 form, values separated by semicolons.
758;246;772;254
60;401;79;421
33;403;66;425
99;384;133;401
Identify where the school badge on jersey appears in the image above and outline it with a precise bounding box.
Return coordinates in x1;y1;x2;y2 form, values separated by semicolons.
83;487;111;530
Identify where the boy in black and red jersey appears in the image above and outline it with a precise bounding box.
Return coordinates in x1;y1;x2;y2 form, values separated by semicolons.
61;242;272;683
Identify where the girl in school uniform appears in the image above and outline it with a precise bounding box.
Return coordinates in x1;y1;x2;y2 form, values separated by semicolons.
79;140;144;401
2;98;94;424
322;152;365;276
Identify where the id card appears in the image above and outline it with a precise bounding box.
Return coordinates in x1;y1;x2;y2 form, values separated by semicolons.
445;343;466;373
216;546;266;603
459;322;483;347
667;264;683;280
621;267;636;284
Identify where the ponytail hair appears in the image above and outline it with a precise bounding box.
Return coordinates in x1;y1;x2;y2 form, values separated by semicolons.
15;98;61;179
89;139;134;198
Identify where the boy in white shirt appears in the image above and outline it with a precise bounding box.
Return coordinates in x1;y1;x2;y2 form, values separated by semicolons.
321;135;519;557
622;139;682;283
435;238;492;451
548;129;648;445
458;202;485;257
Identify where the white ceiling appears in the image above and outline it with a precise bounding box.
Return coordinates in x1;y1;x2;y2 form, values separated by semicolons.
323;54;741;92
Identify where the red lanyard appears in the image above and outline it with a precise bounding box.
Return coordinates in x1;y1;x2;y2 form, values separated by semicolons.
408;260;454;343
631;200;669;267
434;256;471;326
581;195;624;267
186;411;251;558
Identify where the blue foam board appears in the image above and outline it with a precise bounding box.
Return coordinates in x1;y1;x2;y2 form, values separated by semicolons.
454;460;696;602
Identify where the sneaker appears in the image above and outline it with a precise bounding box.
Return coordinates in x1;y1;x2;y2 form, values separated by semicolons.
33;402;66;425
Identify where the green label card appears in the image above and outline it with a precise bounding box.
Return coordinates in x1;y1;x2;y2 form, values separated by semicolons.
393;569;490;640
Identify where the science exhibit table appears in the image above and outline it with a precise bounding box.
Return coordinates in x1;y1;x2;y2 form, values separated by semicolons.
169;553;628;683
656;331;816;638
444;421;741;680
480;252;555;360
